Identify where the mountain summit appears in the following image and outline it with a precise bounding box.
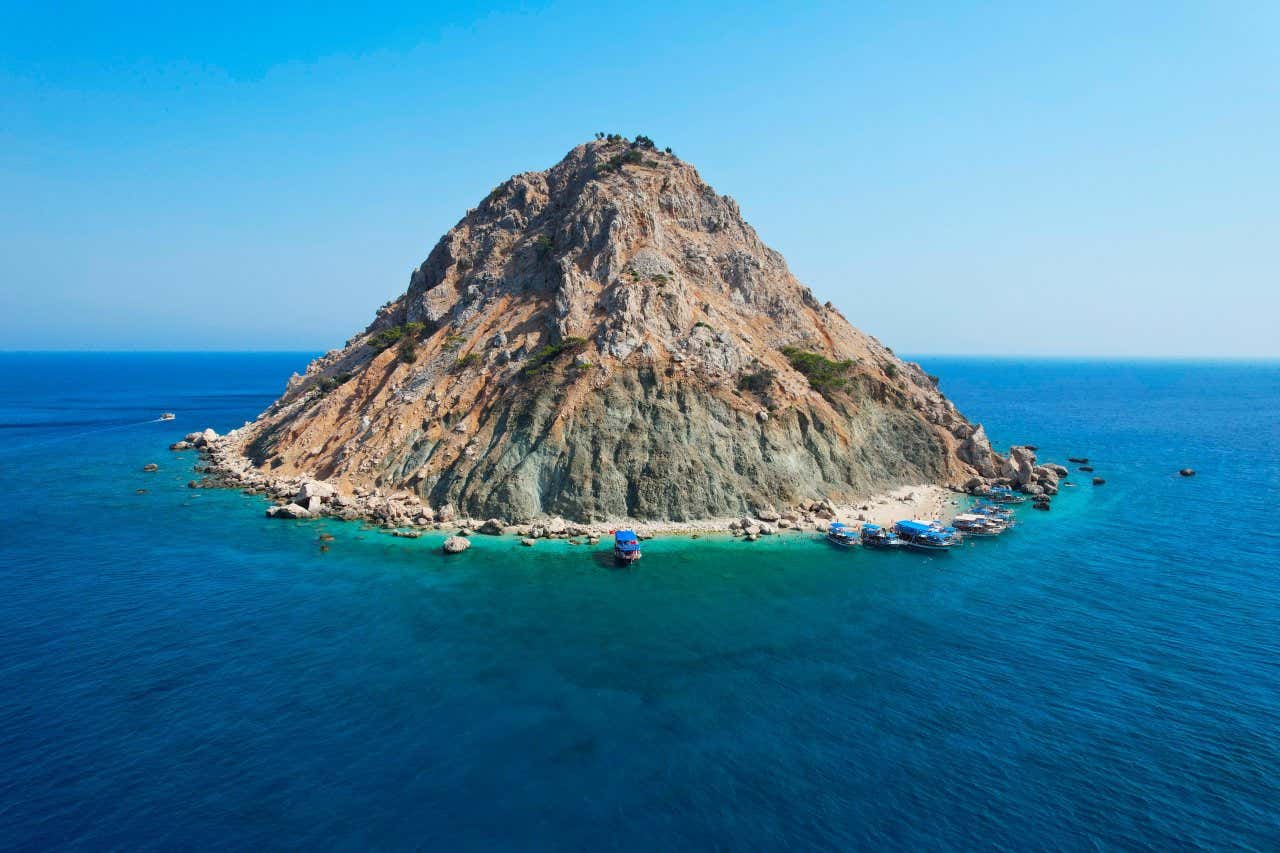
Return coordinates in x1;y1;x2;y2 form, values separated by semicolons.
233;136;1004;521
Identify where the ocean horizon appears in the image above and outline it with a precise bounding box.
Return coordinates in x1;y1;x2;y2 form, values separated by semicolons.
2;352;1278;848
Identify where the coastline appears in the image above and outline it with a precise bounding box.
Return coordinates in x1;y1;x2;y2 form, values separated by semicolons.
180;427;962;540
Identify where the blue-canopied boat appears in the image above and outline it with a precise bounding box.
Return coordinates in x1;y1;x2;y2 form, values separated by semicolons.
892;519;961;552
987;485;1027;505
613;530;642;565
826;521;859;548
860;523;902;549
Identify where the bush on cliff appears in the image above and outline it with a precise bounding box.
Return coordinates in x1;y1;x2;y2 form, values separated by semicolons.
780;346;854;396
520;337;588;378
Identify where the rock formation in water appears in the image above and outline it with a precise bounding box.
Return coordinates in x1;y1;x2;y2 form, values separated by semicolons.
215;136;1018;523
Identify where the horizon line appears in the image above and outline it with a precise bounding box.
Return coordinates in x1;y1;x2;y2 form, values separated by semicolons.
2;349;1278;363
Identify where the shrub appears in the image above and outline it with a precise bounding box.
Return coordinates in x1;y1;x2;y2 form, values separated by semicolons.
520;336;588;378
397;337;418;363
368;326;405;352
781;346;855;395
884;363;899;380
442;331;465;350
369;322;426;353
453;352;481;371
650;273;668;286
664;146;672;154
737;365;776;395
633;134;655;149
316;372;354;394
693;320;713;331
534;234;554;256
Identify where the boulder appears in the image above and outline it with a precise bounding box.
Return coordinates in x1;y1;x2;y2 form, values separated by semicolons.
184;432;203;444
755;506;781;522
743;523;761;536
195;428;219;448
1044;463;1070;477
1002;445;1037;487
296;481;336;503
391;529;422;538
478;518;506;535
545;517;567;535
437;504;456;523
142;463;159;472
758;524;777;535
443;536;471;554
1179;468;1196;477
267;503;311;520
169;441;193;451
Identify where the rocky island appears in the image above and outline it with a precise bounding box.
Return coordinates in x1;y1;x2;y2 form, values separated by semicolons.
187;135;1065;535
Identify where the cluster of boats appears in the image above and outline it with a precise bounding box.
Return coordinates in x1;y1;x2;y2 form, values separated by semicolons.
825;493;1021;553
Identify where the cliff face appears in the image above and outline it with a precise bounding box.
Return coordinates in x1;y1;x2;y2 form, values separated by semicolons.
234;137;1003;521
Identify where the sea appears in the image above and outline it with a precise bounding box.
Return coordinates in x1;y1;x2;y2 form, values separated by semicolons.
1;352;1277;850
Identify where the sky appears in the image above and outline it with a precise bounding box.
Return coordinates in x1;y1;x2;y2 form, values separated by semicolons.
1;1;1276;356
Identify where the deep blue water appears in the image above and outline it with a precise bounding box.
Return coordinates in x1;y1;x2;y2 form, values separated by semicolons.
1;352;1278;850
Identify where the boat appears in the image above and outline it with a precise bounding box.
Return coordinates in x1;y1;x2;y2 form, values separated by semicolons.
613;529;642;565
859;523;902;549
892;519;961;552
159;412;176;421
825;521;859;548
951;513;1007;536
970;501;1016;527
987;485;1027;504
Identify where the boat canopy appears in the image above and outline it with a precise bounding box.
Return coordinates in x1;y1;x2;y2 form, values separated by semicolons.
862;524;882;533
614;530;640;552
894;520;935;535
829;522;847;531
953;514;983;522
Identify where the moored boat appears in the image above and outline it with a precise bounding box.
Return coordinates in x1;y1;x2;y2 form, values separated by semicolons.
826;521;859;548
987;485;1026;505
860;523;902;549
892;519;960;552
159;412;176;421
952;513;1007;536
613;529;642;565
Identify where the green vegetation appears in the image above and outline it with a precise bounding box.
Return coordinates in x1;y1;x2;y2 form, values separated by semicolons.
520;336;588;378
442;331;466;350
534;234;554;256
633;134;655;149
650;273;669;287
453;352;481;371
368;322;425;353
316;372;354;394
781;346;855;395
884;363;899;380
737;364;776;395
397;337;418;364
693;320;713;331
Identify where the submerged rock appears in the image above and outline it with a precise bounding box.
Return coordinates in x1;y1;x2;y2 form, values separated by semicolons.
142;463;159;472
1092;477;1106;486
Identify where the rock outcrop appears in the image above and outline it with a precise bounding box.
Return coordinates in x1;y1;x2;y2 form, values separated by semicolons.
212;136;1013;523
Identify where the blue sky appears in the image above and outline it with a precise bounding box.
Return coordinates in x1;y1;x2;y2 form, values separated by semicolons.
1;1;1276;356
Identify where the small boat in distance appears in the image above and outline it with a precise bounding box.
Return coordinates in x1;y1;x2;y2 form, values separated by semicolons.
952;513;1007;536
860;523;902;549
987;486;1026;505
892;520;961;552
613;530;642;565
826;522;859;548
159;412;176;421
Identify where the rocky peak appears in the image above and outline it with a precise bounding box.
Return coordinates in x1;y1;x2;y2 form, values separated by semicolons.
232;136;1006;522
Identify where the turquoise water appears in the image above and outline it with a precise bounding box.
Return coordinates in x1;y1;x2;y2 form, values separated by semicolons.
1;353;1278;849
